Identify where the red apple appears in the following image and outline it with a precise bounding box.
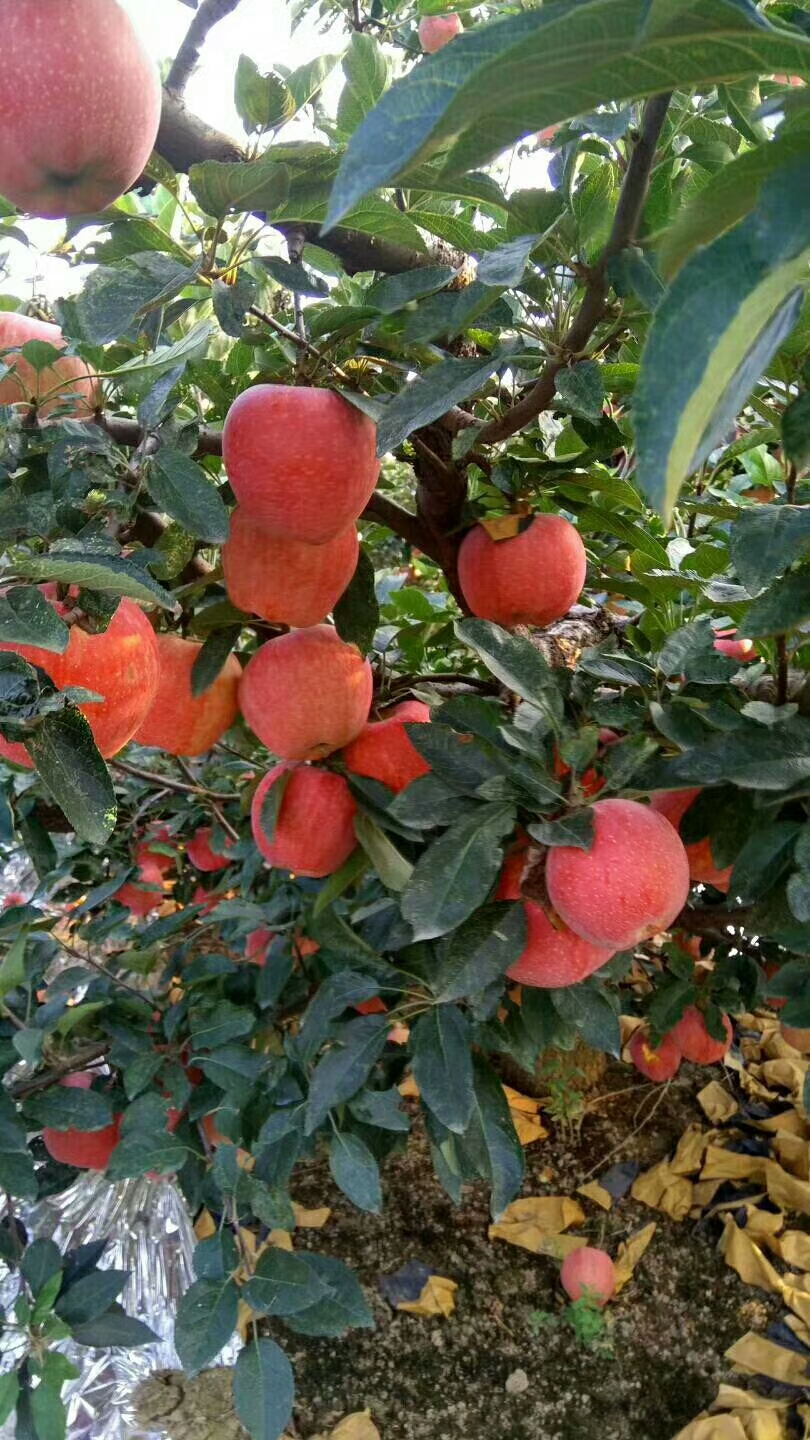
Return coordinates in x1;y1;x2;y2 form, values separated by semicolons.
135;633;241;757
342;700;431;792
41;1073;122;1170
222;386;379;544
561;1246;616;1306
629;1028;682;1082
418;12;463;51
457;515;587;629
0;312;98;416
223;508;359;628
670;1006;732;1064
186;827;233;873
0;0;161;218
240;625;372;762
251;763;357;878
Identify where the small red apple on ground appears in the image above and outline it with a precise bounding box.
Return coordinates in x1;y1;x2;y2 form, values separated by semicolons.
457;515;587;629
222;386;379;544
343;700;431;792
670;1006;732;1064
223;508;359;628
545;799;690;951
418;12;463;51
135;633;241;757
560;1247;616;1306
251;763;357;878
240;625;372;762
0;0;161;218
629;1028;682;1083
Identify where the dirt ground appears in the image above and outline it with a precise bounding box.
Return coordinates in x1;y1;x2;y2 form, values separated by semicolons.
285;1064;780;1440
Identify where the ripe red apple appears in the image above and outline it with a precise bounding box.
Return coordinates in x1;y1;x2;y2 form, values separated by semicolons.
41;1073;122;1170
355;996;387;1015
629;1027;682;1083
136;825;176;877
117;855;166;917
649;788;732;893
713;631;758;663
187;827;233;873
0;313;98;416
418;12;463;51
134;633;241;757
670;1006;732;1064
2;893;26;909
223;508;359;628
251;763;357;878
222;386;379;544
245;926;275;966
191;884;222;917
0;596;159;768
560;1246;616;1306
546;798;690;950
240;625;372;762
0;0;161;219
457;515;587;629
342;700;431;792
496;852;614;987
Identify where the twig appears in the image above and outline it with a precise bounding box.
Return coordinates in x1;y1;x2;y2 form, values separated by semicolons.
10;1044;110;1099
776;635;789;706
247;305;350;382
58;939;152;1006
175;758;240;843
476;92;672;447
580;1077;672;1182
166;0;245;95
111;757;234;802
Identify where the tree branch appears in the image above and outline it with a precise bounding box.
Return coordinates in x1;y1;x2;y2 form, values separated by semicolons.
166;0;245;95
476;92;672;448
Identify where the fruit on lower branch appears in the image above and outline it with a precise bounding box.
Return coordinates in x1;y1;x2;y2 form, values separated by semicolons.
240;625;372;761
245;926;275;966
629;1028;682;1082
136;825;176;877
134;633;241;757
223;508;359;628
457;514;587;628
560;1247;616;1306
418;12;463;50
0;312;97;416
117;856;166;917
222;385;380;543
251;763;358;877
670;1006;732;1064
713;631;758;663
546;798;691;950
342;700;431;792
649;788;732;893
0;0;161;218
41;1073;122;1171
186;827;233;873
496;852;614;988
780;1023;810;1054
0;596;159;768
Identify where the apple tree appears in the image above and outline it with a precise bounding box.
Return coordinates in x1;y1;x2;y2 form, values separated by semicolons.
0;0;808;1434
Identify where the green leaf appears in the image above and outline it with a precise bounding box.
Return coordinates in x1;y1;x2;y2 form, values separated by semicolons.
337;33;390;135
106;320;213;387
783;391;810;474
189;153;291;218
13;551;176;612
730;505;810;594
30;1384;66;1440
476;234;540;287
743;571;810;638
64;253;197;345
463;1057;524;1218
377;354;508;455
235;56;295;132
190;625;242;698
25;1086;114;1133
555;361;605;423
283;1253;373;1336
366;266;456;314
402;803;515;941
658;618;736;684
412;1004;474;1134
189;1000;255;1050
69;1303;157;1348
529;810;595;850
105;1094;186;1180
348;1087;410;1132
658;130;810;279
194;1232;239;1280
304;1014;390;1134
729;822;802;904
0;588;68;654
635;159;810;521
27;709;116;846
20;1240;62;1298
325;0;810;228
175;1276;239;1373
286;53;343;112
455;619;557;706
334;547;379;654
0;1374;19;1428
148;449;230;545
665;716;810;791
354;812;413;892
213;272;258;336
329;1130;382;1213
234;1338;294;1440
0;933;26;1000
242;1248;327;1317
435;902;527;1002
552;986;621;1056
259;255;329;296
55;1269;127;1326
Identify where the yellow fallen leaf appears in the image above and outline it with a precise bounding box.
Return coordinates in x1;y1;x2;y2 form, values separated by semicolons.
489;1195;585;1256
632;1159;693;1221
613;1222;657;1293
774;1132;810;1180
673;1417;747;1439
194;1208;216;1240
721;1218;784;1298
711;1387;788;1415
776;1230;810;1269
398;1274;457;1318
503;1085;549;1146
671;1124;711;1175
727;1332;810;1386
740;1206;784;1242
577;1180;613;1211
293;1203;331;1229
698;1081;739;1124
311;1412;381;1440
760;1057;808;1101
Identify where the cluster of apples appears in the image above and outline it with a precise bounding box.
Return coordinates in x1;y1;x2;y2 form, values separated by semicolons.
629;1005;733;1083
